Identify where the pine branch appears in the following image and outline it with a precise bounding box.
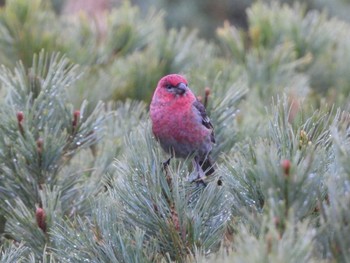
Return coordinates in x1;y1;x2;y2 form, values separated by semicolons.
0;51;105;206
0;242;33;263
198;215;317;263
319;112;350;261
105;125;229;261
0;51;109;260
219;96;336;243
0;0;62;67
3;198;46;257
51;197;156;263
208;77;248;158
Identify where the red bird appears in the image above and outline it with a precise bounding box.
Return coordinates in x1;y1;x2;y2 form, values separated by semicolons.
150;74;215;180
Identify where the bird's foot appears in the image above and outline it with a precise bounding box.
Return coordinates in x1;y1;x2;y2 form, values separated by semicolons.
188;171;198;182
189;160;207;187
194;176;207;187
188;173;207;187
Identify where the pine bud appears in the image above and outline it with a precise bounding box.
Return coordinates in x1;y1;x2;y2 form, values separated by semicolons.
36;138;44;155
299;130;310;148
17;111;24;123
204;87;211;108
205;87;211;97
17;111;24;135
72;110;80;129
281;159;291;177
35;207;46;232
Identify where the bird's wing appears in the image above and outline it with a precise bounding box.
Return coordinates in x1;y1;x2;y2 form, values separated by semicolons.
193;100;215;143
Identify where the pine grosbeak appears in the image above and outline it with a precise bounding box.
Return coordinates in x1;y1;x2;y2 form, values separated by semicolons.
150;74;215;180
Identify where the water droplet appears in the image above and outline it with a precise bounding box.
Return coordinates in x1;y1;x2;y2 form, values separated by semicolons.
76;141;81;146
308;173;316;179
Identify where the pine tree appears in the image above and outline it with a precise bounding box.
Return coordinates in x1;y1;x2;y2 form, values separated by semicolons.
0;0;350;262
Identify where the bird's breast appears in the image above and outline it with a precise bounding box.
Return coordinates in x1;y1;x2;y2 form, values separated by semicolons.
151;100;211;151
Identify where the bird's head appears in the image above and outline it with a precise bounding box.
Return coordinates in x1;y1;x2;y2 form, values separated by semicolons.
157;74;189;96
151;74;197;107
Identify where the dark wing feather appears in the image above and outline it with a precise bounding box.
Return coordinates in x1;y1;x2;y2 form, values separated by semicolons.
193;100;215;143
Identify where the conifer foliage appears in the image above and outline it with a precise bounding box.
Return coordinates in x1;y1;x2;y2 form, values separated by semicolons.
0;0;350;262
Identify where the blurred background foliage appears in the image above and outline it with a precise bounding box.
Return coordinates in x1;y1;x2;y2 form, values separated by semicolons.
0;0;349;107
0;0;350;262
0;0;350;109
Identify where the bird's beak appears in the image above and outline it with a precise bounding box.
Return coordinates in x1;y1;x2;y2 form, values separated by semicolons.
175;82;187;95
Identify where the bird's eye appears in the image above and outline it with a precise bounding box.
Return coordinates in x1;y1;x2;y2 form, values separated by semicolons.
166;85;172;90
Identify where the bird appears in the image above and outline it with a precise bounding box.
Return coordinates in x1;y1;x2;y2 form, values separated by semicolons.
150;74;215;181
